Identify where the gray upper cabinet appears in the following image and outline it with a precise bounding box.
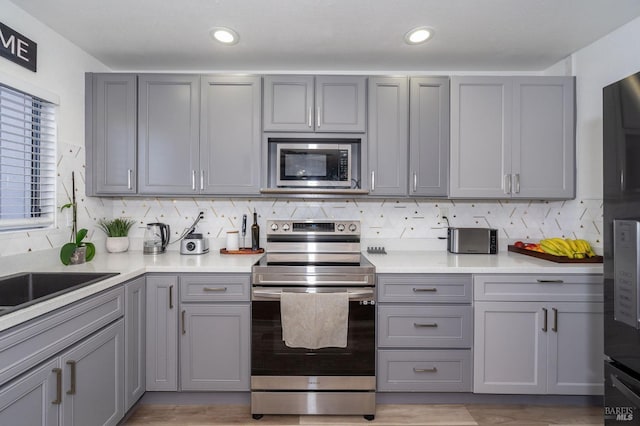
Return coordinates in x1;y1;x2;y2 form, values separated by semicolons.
367;77;409;196
138;74;201;195
263;75;366;132
86;73;137;195
450;76;575;199
409;77;450;197
200;75;262;195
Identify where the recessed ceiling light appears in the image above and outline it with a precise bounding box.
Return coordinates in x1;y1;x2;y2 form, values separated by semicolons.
404;26;434;45
210;27;239;45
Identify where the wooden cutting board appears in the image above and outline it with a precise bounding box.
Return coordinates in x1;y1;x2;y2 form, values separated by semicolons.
220;248;264;255
507;245;603;263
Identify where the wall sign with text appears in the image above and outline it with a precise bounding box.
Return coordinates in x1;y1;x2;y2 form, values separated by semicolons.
0;22;37;72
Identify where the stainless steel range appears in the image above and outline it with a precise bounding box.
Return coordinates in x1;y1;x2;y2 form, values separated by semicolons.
250;219;376;421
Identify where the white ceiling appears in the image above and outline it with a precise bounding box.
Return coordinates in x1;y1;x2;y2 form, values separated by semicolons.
9;0;640;72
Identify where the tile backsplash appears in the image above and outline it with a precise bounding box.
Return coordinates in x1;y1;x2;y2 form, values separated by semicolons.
0;143;602;256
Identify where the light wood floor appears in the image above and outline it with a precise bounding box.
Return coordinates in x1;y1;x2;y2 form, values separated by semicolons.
122;403;603;425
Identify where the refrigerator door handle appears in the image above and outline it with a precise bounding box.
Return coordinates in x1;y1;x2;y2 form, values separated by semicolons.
611;373;640;409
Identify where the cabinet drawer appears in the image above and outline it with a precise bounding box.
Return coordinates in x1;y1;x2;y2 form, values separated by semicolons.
180;274;250;302
473;274;603;302
378;274;472;303
378;305;472;348
0;286;124;386
377;349;472;392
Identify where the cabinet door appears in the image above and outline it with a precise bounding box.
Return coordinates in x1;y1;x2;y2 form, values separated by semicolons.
410;77;450;196
450;77;512;198
88;73;137;195
138;74;200;194
145;275;178;391
200;75;261;194
512;77;575;199
124;277;145;411
263;75;314;132
474;301;546;394
60;320;124;426
0;358;59;426
547;302;604;395
367;77;408;196
180;304;250;391
316;76;367;132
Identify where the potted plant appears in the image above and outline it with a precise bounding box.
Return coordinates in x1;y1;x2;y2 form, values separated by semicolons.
60;172;96;265
97;217;136;253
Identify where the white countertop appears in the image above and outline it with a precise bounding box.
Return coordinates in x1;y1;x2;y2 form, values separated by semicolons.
0;248;602;332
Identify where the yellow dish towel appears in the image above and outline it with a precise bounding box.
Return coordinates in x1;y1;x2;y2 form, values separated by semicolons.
280;292;349;349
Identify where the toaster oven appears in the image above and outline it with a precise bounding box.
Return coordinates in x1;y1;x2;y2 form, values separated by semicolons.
447;227;498;254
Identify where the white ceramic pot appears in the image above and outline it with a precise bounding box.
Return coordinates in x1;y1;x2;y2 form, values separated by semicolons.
106;236;130;253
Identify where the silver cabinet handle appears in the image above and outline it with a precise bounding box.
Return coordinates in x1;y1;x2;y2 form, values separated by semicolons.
204;287;227;292
127;169;132;190
414;367;437;373
52;368;62;405
542;307;548;332
182;310;186;335
317;107;321;128
413;287;437;292
552;307;558;332
504;174;512;194
413;172;418;192
66;360;76;395
537;279;564;283
192;170;196;191
308;106;312;128
514;173;520;194
169;285;174;310
414;323;438;328
371;170;375;192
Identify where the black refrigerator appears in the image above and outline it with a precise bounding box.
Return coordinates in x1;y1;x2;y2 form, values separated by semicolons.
604;70;640;425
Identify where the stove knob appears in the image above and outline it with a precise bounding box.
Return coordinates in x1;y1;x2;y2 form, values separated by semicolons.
282;223;290;231
337;223;345;232
270;223;279;231
348;223;357;232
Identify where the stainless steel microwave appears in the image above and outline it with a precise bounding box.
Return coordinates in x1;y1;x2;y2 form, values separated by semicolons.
276;143;352;187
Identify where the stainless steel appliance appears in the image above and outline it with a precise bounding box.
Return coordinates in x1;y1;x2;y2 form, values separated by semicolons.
251;219;376;421
447;227;498;254
603;71;640;424
143;222;170;254
180;234;209;255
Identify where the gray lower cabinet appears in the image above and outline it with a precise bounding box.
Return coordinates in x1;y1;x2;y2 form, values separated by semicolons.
85;73;137;196
138;74;201;194
263;75;366;132
145;275;179;391
376;274;473;392
179;274;251;391
0;320;125;426
200;75;262;194
450;76;575;199
124;276;146;410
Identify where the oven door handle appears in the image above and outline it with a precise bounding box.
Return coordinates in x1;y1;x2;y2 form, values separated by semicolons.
252;288;375;301
254;278;371;286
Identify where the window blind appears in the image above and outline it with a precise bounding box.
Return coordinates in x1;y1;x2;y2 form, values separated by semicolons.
0;83;56;231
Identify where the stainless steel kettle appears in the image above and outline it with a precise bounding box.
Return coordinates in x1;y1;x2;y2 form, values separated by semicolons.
143;223;170;254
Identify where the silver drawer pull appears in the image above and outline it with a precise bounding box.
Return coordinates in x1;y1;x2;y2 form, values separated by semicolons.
414;322;438;328
204;287;227;292
537;279;564;283
413;288;437;292
414;367;437;373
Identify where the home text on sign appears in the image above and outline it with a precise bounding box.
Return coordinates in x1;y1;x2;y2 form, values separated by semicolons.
0;22;37;72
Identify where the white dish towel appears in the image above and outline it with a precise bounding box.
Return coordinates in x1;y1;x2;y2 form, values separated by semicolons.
280;291;349;349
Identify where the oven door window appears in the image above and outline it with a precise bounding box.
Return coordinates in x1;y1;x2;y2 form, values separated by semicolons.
251;301;374;376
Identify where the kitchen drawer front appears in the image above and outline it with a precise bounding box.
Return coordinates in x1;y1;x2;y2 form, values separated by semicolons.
378;274;472;303
473;274;603;302
180;274;250;302
378;305;472;348
377;349;472;392
0;286;124;386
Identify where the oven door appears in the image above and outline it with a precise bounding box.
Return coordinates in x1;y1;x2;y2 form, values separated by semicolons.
251;287;375;377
